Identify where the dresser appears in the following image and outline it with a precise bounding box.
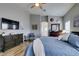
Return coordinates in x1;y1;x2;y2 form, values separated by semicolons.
49;31;62;37
0;34;23;52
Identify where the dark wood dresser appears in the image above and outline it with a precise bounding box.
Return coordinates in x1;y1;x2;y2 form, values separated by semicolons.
49;31;62;37
0;34;23;52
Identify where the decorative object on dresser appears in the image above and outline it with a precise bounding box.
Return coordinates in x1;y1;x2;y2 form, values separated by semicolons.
0;34;23;52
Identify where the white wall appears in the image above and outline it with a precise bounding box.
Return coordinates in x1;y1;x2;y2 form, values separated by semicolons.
30;15;48;37
48;16;63;31
64;4;79;32
0;4;31;36
30;14;41;37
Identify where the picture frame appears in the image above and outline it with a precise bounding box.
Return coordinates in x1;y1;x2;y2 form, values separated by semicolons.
32;24;38;30
74;16;79;27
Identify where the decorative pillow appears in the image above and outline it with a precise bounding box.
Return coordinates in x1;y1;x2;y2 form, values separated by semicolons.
68;34;79;47
60;33;70;41
58;35;64;40
33;38;45;56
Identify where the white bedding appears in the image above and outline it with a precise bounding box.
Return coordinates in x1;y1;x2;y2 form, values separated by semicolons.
33;38;45;56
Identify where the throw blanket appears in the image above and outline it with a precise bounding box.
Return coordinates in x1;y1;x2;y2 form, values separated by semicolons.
33;38;45;56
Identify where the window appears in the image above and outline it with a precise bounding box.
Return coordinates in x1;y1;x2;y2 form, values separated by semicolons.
65;20;70;33
1;18;19;29
13;25;16;29
2;23;8;29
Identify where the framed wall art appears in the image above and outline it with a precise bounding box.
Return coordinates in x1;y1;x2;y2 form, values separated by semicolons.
74;16;79;27
32;24;38;30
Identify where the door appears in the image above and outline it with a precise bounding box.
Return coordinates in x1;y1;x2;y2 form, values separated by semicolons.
41;22;48;36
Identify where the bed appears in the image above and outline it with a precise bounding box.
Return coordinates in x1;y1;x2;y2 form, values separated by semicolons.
24;34;79;56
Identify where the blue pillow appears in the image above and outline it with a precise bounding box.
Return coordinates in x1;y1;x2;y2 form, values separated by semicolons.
24;43;35;56
68;34;79;47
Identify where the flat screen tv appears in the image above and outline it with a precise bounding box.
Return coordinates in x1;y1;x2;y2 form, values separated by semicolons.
1;18;19;30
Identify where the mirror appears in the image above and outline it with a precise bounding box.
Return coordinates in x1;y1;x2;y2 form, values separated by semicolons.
51;24;60;31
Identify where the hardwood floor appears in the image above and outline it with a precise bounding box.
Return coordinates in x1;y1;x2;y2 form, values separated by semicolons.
0;41;31;56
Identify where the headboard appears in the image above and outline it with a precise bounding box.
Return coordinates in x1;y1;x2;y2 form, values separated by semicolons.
71;31;79;36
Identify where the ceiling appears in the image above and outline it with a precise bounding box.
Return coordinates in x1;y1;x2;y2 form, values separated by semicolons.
17;3;75;16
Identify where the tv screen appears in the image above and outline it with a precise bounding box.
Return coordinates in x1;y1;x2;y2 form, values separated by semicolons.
1;18;19;30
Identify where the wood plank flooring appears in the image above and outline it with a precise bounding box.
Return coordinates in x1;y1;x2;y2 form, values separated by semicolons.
0;41;31;56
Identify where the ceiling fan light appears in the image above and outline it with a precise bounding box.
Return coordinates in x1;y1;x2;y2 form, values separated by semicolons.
35;3;39;7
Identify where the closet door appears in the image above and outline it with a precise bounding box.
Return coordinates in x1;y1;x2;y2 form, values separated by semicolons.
41;22;48;36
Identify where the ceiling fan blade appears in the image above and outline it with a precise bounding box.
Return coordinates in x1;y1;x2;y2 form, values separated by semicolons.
39;6;43;9
31;3;46;12
42;3;46;4
31;5;35;8
39;6;46;12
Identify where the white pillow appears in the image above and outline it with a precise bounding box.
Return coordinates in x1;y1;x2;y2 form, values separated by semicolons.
58;35;64;40
61;33;70;41
33;38;45;56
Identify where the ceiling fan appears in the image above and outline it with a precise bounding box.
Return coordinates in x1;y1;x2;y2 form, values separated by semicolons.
31;3;46;12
